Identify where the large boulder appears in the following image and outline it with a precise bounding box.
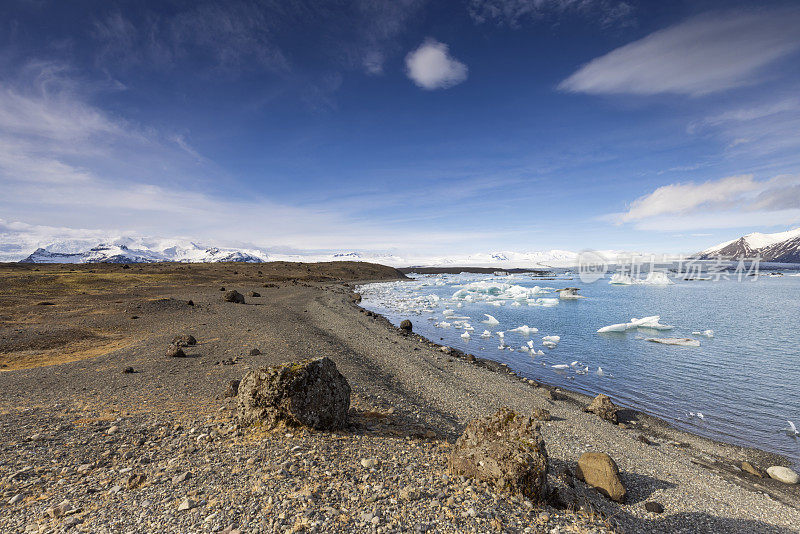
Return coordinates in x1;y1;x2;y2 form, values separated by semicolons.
448;408;548;501
223;290;245;304
767;466;799;484
576;452;626;502
583;394;619;424
237;357;350;430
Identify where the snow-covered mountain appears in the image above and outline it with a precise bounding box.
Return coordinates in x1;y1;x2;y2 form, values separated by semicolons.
20;238;268;264
697;227;800;263
10;234;655;268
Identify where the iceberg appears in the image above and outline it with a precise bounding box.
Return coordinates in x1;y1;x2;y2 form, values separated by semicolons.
460;331;471;339
509;325;538;337
542;335;561;344
609;272;674;285
558;287;585;299
597;315;674;333
552;364;570;370
480;330;492;338
692;329;714;338
435;321;451;328
645;337;700;347
482;314;500;326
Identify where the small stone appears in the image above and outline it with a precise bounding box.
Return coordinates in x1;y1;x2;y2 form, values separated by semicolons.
166;344;186;358
8;494;23;505
767;466;799;484
249;348;261;356
172;472;192;484
741;461;764;478
127;473;146;489
361;458;379;469
248;291;261;297
123;366;135;374
531;408;551;421
399;485;421;501
178;498;197;511
223;290;245;304
108;485;122;495
645;501;664;513
106;425;119;435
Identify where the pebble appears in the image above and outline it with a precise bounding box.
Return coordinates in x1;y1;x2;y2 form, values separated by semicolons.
361;458;379;469
107;425;119;435
178;497;198;511
767;466;799;484
8;493;23;505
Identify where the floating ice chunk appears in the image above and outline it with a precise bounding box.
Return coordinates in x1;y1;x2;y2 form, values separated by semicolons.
610;272;674;285
442;309;455;316
528;298;559;307
488;301;504;307
542;335;561;344
597;367;605;376
463;323;474;331
497;331;504;338
482;314;500;326
543;341;557;349
688;411;705;420
526;340;534;350
512;301;522;306
536;350;545;355
558;287;585;299
692;329;714;337
519;345;530;352
436;321;451;328
460;332;470;339
644;272;674;285
609;273;636;285
645;337;700;347
480;330;492;338
509;325;538;337
598;315;673;333
552;364;570;370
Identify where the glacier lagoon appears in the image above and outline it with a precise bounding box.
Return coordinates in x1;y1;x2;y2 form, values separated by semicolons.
358;270;800;463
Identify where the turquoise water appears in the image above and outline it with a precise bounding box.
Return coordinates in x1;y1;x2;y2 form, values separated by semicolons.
358;271;800;463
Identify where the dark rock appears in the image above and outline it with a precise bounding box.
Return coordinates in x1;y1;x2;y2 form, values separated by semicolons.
126;473;146;490
171;334;197;347
576;452;626;503
237;357;351;430
399;319;413;332
584;394;619;424
219;287;226;291
123;367;135;374
166;345;186;358
223;290;245;304
249;291;261;297
263;283;278;288
531;408;551;421
645;501;664;513
224;380;240;398
448;407;548;501
637;434;654;445
187;300;194;306
249;349;261;356
122;264;130;270
36;301;55;306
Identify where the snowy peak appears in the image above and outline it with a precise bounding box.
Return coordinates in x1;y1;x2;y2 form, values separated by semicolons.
698;228;800;262
21;239;268;264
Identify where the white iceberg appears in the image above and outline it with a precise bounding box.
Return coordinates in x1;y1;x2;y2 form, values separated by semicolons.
597;315;673;333
460;332;471;339
609;273;636;285
552;364;570;370
509;325;538;337
609;271;674;286
542;335;561;344
692;329;714;337
644;271;674;285
435;321;451;328
480;330;492;338
482;314;500;326
645;337;700;347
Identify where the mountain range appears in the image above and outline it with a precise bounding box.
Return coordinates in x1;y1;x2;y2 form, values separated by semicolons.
697;227;800;263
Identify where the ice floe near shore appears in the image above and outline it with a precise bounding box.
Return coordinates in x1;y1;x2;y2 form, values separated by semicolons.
597;315;674;333
646;337;701;347
509;325;538;337
609;272;674;285
692;329;715;338
452;281;554;305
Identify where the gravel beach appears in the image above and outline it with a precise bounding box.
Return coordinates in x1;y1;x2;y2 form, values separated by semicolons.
1;262;798;533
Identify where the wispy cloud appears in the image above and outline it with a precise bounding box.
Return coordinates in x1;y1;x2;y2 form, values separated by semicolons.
405;39;468;90
560;8;800;96
609;174;800;231
469;0;634;28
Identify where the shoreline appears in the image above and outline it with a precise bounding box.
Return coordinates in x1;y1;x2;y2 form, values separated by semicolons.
1;262;798;532
350;280;800;505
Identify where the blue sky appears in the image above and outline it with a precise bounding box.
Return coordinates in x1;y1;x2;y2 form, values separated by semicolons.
1;0;800;257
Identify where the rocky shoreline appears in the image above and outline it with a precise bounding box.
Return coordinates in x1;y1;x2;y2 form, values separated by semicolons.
0;262;799;533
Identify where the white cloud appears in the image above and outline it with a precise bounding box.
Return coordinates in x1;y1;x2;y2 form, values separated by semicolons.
617;175;759;223
559;9;800;96
610;174;800;231
405;39;468;90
